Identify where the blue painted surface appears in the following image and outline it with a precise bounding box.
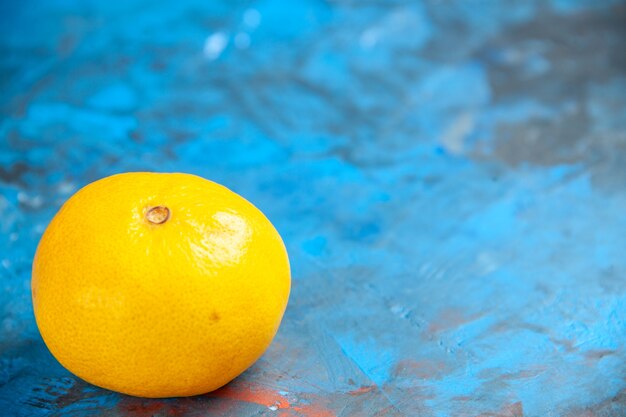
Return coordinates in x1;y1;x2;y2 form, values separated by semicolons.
1;1;626;416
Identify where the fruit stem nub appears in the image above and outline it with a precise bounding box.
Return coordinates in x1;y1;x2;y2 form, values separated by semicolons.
146;206;170;224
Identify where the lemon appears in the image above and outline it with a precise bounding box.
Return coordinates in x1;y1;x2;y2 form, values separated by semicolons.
32;172;291;398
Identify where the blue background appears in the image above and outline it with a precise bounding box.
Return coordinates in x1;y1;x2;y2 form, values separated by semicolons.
1;0;626;416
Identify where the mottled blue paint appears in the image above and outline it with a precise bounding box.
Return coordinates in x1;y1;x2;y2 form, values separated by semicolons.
1;0;626;416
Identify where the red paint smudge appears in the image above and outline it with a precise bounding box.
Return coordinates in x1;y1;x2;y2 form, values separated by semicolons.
211;381;336;417
584;349;616;360
348;385;376;396
394;359;447;379
427;308;483;334
477;401;524;417
502;401;524;417
211;383;290;410
452;395;472;401
292;404;336;417
115;397;198;417
116;399;166;417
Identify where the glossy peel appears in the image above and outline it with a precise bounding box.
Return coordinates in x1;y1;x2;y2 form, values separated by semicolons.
32;172;291;398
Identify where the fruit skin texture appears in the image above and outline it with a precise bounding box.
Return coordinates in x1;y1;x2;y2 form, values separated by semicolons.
32;172;291;398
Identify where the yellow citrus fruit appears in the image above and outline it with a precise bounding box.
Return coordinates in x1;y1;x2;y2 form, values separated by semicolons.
32;172;290;398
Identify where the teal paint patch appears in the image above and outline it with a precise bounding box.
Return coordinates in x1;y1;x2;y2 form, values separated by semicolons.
1;0;626;416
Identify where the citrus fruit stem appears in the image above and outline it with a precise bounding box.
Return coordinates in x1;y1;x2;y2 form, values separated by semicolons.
146;206;170;224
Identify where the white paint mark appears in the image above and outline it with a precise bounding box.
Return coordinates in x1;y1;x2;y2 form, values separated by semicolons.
243;8;261;29
360;28;379;49
440;112;475;155
203;32;228;60
476;252;499;275
17;192;43;209
58;181;76;195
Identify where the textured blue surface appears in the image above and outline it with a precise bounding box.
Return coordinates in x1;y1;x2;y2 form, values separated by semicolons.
1;1;626;416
